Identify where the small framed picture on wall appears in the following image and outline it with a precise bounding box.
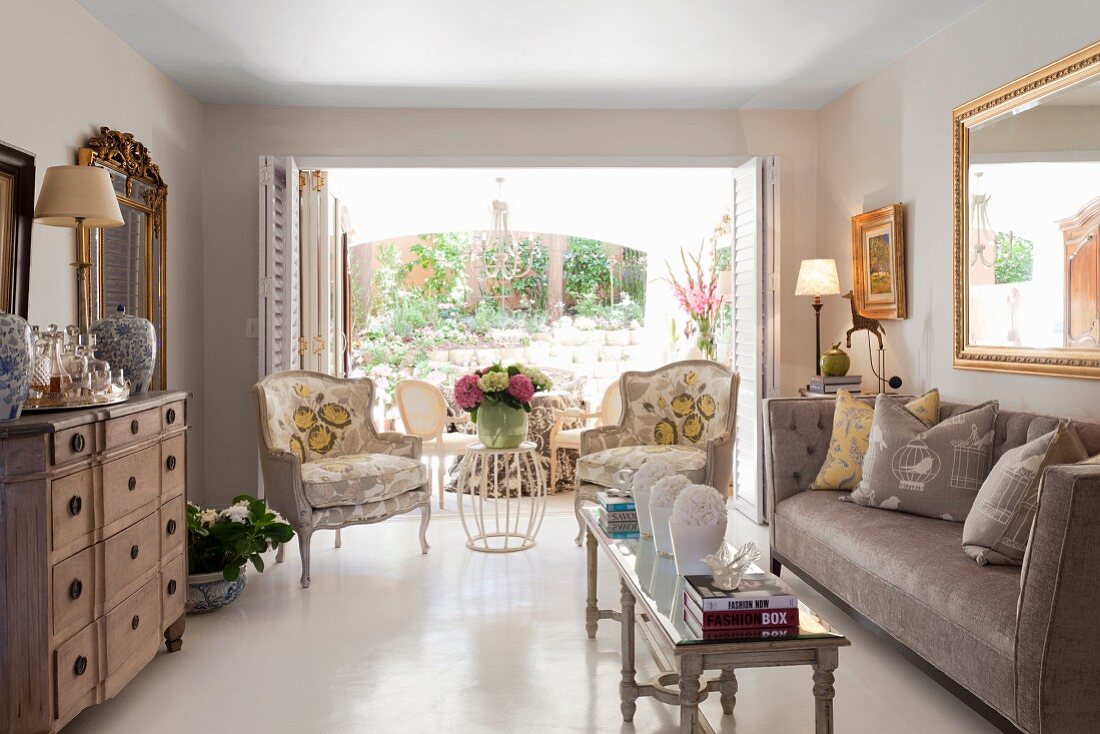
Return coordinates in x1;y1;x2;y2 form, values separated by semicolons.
851;203;906;320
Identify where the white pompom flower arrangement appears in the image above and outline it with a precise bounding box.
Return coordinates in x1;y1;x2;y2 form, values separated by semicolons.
649;474;693;556
650;474;693;509
669;485;730;576
671;484;728;527
631;458;679;537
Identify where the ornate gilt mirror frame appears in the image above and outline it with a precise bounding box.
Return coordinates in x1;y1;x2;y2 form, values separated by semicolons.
78;127;168;389
953;40;1100;379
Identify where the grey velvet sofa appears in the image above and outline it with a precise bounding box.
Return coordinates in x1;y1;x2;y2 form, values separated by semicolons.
763;396;1100;734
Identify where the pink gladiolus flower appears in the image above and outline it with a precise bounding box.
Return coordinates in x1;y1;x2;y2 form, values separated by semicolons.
506;374;535;403
454;374;483;410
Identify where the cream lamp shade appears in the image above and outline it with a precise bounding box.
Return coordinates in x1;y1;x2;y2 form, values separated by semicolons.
33;165;124;228
794;258;841;297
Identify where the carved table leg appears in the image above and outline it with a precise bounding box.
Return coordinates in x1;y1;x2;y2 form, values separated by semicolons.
164;614;186;653
812;647;839;734
585;529;599;639
620;580;639;722
679;654;703;734
719;668;737;715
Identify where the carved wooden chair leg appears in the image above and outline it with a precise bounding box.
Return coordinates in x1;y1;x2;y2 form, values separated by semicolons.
549;444;559;495
574;490;586;547
437;455;446;509
419;503;431;554
275;543;286;564
298;526;314;589
334;528;342;548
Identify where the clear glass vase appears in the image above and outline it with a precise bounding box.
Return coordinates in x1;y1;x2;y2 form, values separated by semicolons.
476;400;528;449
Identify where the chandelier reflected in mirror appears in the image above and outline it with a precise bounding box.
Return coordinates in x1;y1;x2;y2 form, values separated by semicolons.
473;177;534;310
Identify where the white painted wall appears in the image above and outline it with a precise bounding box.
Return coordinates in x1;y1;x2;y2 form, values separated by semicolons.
202;107;817;505
816;0;1100;418
0;0;205;496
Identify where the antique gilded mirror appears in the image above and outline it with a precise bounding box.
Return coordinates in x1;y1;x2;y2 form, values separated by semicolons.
79;128;167;389
954;41;1100;378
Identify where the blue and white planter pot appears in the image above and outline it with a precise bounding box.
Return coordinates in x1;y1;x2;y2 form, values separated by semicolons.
186;569;248;614
0;312;33;422
91;305;156;393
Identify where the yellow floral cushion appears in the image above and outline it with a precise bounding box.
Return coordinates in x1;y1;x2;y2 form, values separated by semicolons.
262;377;376;463
622;365;733;448
577;444;706;488
810;388;940;490
301;453;428;508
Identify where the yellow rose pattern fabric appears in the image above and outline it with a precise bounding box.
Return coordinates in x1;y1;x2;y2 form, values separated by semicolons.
576;444;707;488
622;365;733;449
301;452;428;507
810;388;941;490
262;376;380;463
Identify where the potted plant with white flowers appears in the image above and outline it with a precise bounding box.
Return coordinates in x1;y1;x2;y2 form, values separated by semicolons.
670;484;729;576
186;495;294;613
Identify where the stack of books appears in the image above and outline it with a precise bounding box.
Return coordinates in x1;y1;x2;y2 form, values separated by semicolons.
683;573;800;640
598;490;639;539
806;375;862;395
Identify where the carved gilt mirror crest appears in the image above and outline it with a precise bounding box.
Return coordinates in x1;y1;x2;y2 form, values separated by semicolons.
954;41;1100;379
79;127;167;389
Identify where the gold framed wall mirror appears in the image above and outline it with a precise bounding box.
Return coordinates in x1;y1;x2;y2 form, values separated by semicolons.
78;127;168;389
954;40;1100;379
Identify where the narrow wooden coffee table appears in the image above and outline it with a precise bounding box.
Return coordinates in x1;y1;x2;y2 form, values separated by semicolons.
581;507;849;733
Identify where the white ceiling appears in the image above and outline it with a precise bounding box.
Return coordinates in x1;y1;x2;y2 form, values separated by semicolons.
76;0;984;109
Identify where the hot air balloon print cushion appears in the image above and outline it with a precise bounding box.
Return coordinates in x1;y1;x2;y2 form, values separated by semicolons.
846;396;998;521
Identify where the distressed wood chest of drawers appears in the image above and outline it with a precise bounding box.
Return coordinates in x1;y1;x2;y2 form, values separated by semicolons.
0;392;189;733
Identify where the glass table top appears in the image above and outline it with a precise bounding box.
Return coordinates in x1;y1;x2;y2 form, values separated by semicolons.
584;507;845;647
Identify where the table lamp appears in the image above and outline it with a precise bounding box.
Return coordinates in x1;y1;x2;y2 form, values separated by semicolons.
34;165;124;332
795;258;841;376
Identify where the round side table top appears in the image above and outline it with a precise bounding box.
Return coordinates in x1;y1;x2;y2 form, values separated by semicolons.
465;441;537;454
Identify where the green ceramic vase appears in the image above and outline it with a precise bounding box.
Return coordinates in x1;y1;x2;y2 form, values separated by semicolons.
819;342;851;377
476;400;528;449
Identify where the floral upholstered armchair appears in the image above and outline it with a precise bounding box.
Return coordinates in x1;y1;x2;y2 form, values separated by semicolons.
253;371;431;588
575;360;739;544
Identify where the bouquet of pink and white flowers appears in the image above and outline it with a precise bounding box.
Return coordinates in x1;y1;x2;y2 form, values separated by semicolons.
453;363;553;422
667;213;731;361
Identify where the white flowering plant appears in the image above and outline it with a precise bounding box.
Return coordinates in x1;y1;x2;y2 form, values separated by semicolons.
187;495;295;581
632;458;678;493
672;484;728;526
650;474;693;509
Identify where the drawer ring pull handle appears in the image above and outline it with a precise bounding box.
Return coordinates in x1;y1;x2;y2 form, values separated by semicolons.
131;615;140;630
69;579;83;600
71;433;85;453
130;545;139;560
166;455;177;472
68;495;82;516
128;476;137;491
74;656;88;677
166;407;177;424
167;579;177;595
130;419;140;435
167;519;177;535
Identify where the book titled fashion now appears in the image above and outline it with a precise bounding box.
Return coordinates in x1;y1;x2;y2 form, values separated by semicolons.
684;596;800;630
684;574;799;612
596;491;635;512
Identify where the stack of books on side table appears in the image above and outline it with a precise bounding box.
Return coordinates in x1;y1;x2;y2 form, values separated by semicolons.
598;489;639;539
683;573;800;640
806;375;862;395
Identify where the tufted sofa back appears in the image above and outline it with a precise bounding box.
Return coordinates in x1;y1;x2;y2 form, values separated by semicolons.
255;371;381;463
619;360;736;448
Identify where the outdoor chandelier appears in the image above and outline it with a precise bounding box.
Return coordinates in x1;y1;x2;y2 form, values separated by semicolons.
474;177;534;308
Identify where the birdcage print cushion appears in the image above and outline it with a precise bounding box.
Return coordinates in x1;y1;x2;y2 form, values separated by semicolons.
811;389;940;490
962;422;1086;566
846;396;998;521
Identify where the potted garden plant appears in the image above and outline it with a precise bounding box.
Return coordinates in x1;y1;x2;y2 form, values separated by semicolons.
186;495;295;613
453;363;552;448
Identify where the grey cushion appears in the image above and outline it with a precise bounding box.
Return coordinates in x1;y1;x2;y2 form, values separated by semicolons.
847;397;998;521
774;491;1020;719
963;423;1087;566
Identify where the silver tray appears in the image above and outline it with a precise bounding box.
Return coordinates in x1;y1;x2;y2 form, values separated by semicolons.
23;389;131;412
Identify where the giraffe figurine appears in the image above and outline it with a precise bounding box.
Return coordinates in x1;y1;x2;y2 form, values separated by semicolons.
843;290;886;349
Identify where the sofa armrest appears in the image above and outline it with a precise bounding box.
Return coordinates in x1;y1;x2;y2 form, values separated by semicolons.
762;397;835;526
367;431;422;460
580;425;638;455
1014;464;1100;733
257;448;314;529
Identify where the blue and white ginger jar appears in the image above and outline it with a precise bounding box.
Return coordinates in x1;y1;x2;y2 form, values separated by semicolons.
91;305;156;393
0;312;33;421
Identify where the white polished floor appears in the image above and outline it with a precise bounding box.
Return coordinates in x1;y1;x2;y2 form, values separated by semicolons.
67;494;998;734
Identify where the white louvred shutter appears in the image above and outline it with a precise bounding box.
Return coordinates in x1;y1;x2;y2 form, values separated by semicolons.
259;156;301;377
